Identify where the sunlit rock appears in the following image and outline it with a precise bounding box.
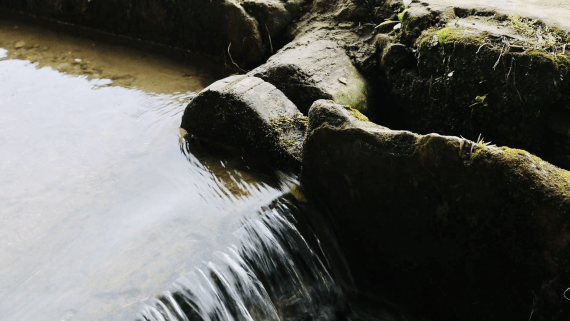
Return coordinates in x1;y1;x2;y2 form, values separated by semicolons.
248;35;371;115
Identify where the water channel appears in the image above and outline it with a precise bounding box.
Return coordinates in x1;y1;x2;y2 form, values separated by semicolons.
0;17;413;321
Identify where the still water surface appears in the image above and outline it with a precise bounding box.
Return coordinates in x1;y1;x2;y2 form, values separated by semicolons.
0;42;297;319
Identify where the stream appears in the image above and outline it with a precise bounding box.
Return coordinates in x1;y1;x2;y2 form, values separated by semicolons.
0;18;411;321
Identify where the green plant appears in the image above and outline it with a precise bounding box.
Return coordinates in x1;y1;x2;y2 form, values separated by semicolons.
476;134;493;148
398;10;408;23
475;95;487;103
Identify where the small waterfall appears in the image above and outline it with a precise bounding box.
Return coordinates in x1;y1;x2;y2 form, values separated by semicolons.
138;198;348;321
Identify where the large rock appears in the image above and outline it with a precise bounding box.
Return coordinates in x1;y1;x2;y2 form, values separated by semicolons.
248;35;371;114
301;100;570;320
3;0;264;65
181;76;306;170
241;0;309;50
380;7;570;168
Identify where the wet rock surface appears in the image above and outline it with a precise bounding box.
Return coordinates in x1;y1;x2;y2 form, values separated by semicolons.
181;76;306;170
301;101;570;321
249;34;371;114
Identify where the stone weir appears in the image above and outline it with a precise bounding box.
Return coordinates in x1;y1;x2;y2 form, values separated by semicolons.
178;0;570;319
9;0;570;320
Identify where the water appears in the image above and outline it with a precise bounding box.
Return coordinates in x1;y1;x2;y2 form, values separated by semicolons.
138;196;347;321
0;18;414;321
0;31;289;320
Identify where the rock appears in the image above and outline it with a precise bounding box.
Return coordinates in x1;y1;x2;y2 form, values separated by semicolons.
380;43;416;72
221;0;265;65
240;0;307;44
15;41;25;49
249;35;371;114
301;101;570;320
181;76;306;170
5;0;265;65
382;18;570;168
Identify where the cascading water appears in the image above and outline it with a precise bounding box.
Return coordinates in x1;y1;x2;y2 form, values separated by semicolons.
138;192;347;321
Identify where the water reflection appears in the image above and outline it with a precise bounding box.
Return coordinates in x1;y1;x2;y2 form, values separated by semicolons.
0;57;291;321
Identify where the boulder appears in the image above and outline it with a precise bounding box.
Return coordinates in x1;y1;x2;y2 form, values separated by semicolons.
181;75;306;170
301;100;570;320
241;0;308;47
3;0;265;65
248;35;371;114
381;12;570;169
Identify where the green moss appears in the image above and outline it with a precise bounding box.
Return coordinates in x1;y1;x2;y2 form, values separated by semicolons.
415;27;438;46
282;138;296;147
527;49;570;70
471;148;484;161
269;113;307;151
509;15;535;36
416;26;485;48
334;66;368;113
470;146;570;197
342;105;369;121
528;49;555;61
499;146;531;160
557;55;570;70
566;34;570;43
509;15;563;48
269;113;307;130
436;26;464;44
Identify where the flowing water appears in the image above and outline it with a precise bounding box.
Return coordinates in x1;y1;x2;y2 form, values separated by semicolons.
0;17;413;321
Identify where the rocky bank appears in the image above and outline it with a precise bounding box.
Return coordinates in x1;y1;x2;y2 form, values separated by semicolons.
6;0;570;320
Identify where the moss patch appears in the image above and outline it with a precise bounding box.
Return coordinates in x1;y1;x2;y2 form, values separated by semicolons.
416;26;486;49
509;15;569;50
269;113;307;153
282;138;296;147
472;146;570;196
390;22;569;166
342;105;369;121
334;66;369;113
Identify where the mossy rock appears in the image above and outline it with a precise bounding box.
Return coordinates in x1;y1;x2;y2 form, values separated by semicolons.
301;102;570;320
249;35;372;114
181;76;306;170
383;23;570;168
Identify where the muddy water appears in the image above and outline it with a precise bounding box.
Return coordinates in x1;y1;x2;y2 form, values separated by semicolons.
0;19;296;321
0;19;224;93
